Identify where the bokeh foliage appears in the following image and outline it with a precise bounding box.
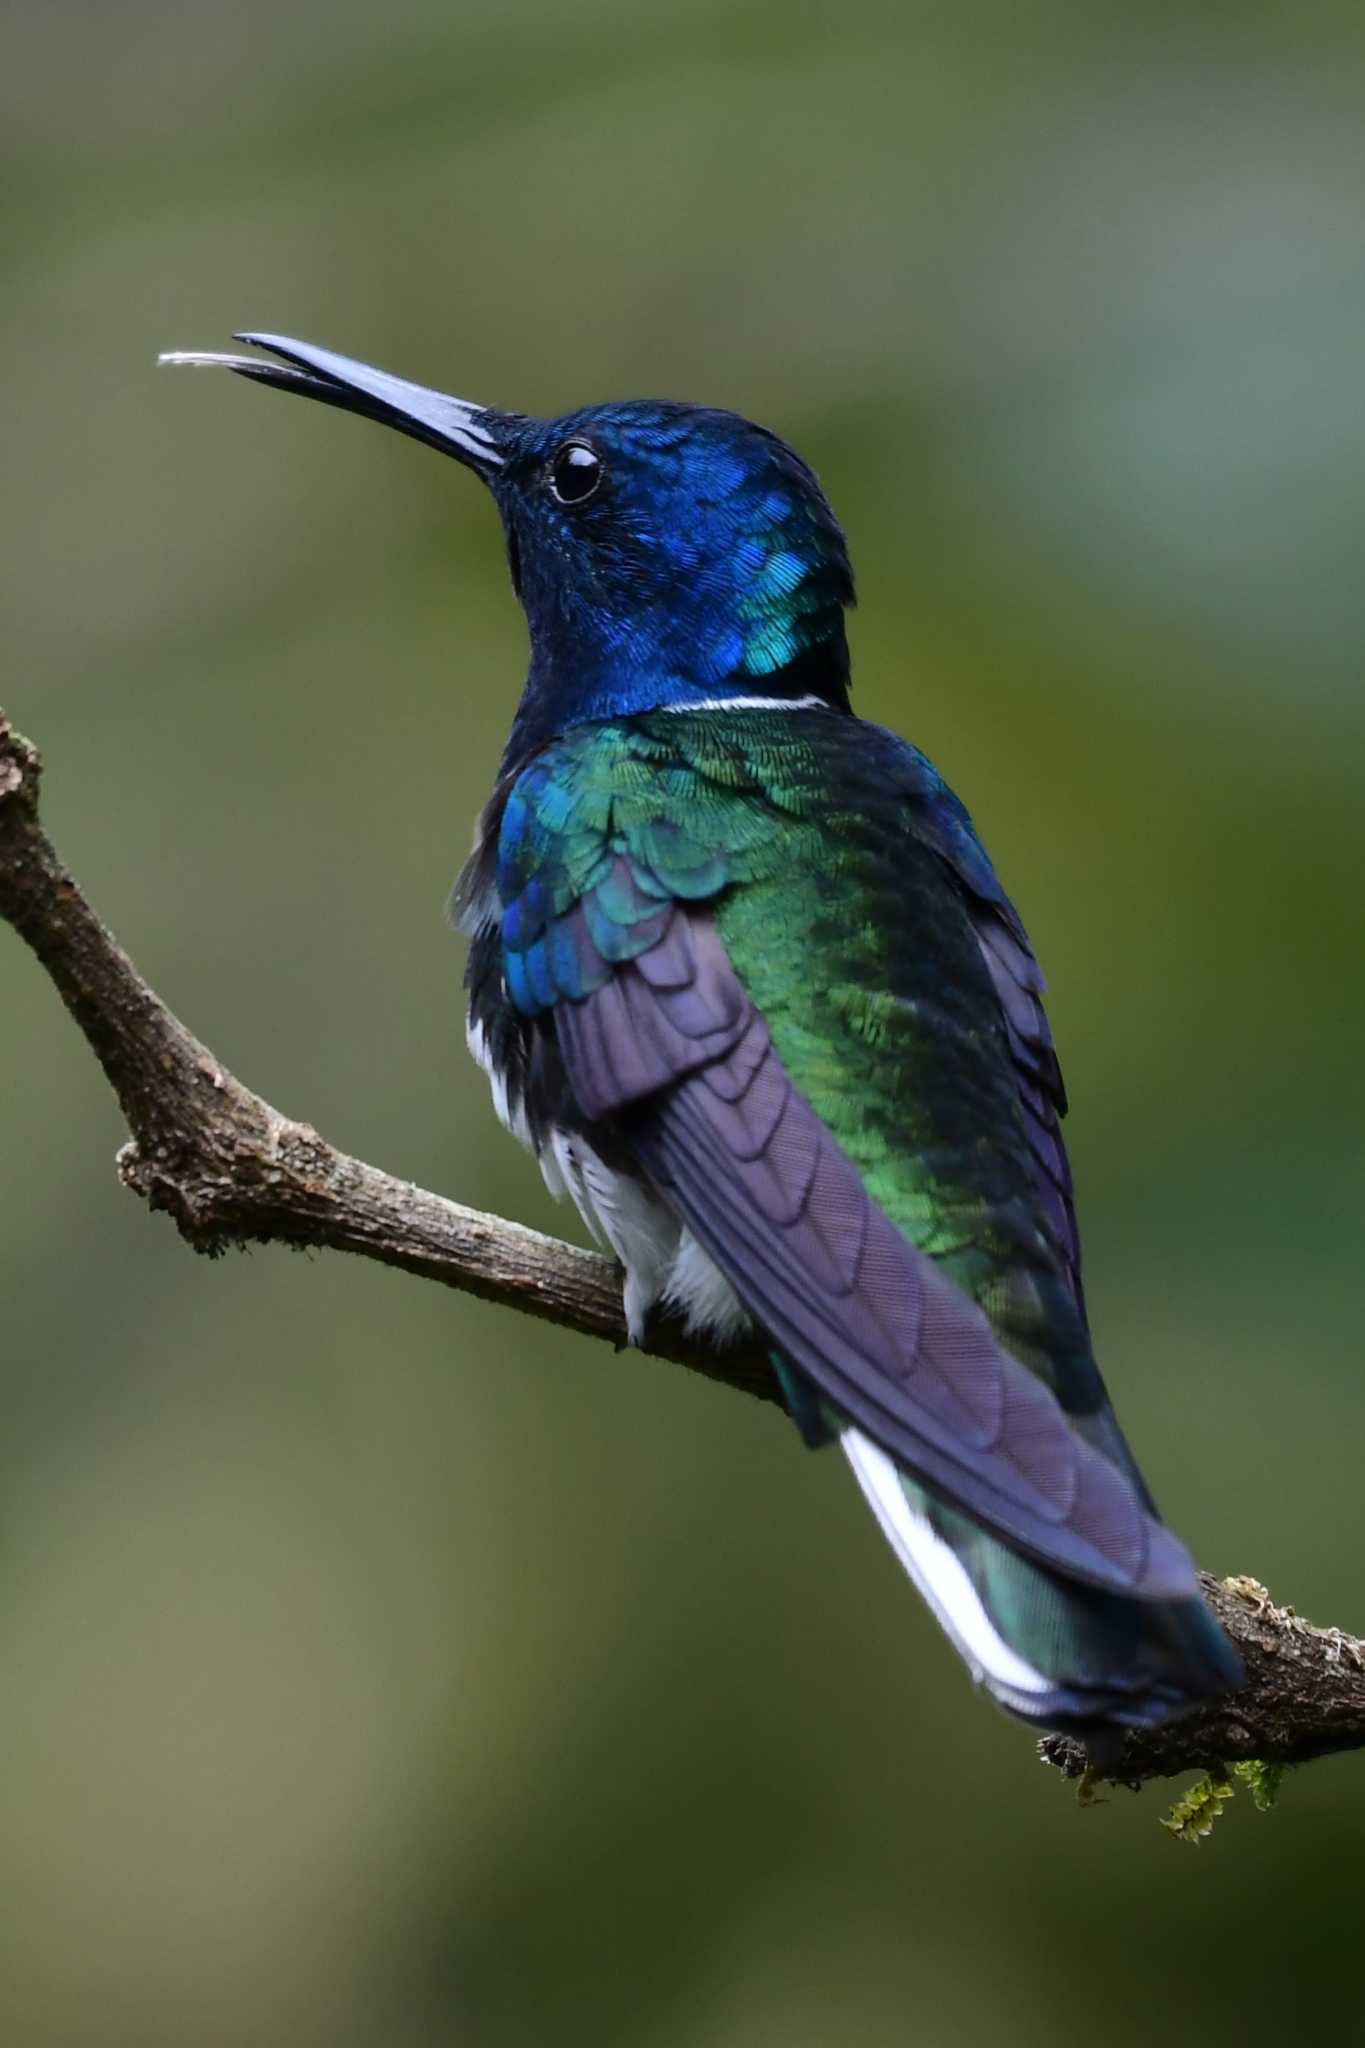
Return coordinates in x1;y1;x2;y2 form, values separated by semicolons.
3;2;1363;2041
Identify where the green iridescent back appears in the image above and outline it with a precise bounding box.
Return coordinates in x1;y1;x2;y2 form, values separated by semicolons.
494;705;1099;1428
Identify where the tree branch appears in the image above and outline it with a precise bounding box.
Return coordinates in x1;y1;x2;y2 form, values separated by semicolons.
1040;1574;1365;1786
4;705;1363;1790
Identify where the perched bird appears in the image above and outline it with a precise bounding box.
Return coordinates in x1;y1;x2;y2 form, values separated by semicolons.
163;333;1242;1742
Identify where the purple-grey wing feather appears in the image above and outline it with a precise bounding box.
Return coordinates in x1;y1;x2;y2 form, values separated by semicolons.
554;908;1198;1603
969;902;1083;1312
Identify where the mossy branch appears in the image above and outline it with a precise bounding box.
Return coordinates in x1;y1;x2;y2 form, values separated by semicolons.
4;705;1364;1792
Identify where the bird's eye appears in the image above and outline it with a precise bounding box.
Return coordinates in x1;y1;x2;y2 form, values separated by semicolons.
549;442;603;505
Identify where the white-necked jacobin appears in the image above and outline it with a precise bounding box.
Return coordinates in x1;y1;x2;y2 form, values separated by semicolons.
163;333;1243;1744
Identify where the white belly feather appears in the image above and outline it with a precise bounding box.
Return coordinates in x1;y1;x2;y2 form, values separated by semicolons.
466;1015;750;1346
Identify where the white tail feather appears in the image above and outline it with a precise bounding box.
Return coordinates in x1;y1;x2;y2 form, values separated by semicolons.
841;1429;1051;1699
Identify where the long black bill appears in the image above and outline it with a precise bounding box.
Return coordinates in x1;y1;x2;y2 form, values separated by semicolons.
158;332;505;475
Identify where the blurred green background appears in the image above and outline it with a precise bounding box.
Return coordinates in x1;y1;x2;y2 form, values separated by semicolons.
4;2;1364;2042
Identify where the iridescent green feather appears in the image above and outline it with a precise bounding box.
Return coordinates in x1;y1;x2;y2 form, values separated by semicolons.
498;705;1088;1413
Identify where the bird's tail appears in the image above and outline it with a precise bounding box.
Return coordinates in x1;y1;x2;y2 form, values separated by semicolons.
842;1429;1241;1736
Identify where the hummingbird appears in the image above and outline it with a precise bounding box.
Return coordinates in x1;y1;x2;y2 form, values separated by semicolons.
163;333;1242;1741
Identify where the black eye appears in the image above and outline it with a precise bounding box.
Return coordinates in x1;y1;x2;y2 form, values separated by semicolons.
549;441;603;505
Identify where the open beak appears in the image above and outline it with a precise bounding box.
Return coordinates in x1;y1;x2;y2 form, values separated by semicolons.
159;332;505;476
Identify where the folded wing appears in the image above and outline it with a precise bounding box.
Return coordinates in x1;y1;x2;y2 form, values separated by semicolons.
555;907;1200;1603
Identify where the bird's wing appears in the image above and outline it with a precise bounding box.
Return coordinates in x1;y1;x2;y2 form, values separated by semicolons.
898;747;1084;1316
479;709;1196;1600
896;747;1164;1498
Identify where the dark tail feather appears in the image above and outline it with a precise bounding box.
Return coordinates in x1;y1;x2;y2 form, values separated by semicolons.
843;1430;1242;1736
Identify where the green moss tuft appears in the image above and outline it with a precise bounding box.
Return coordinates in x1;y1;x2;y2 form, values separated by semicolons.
1161;1772;1236;1843
1161;1760;1286;1841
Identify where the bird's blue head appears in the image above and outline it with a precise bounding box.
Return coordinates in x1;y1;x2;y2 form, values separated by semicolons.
162;335;855;761
487;400;854;754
